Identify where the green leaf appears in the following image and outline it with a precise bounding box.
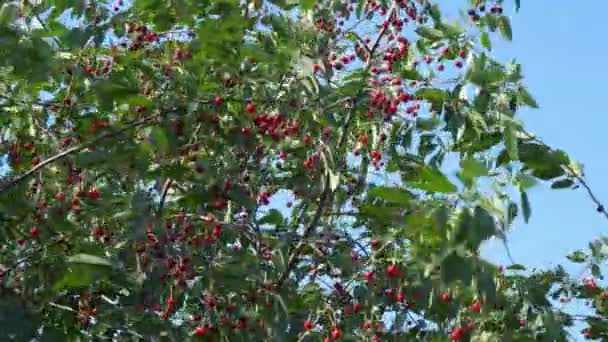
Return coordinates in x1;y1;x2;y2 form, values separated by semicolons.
507;264;526;271
0;3;18;27
415;88;449;112
592;264;602;278
67;254;112;267
416;26;444;41
518;85;539;108
258;209;284;226
408;166;458;193
551;179;574;189
504;123;519;160
367;186;414;205
507;201;518;224
301;0;315;10
498;16;513;41
54;254;112;290
566;250;587;263
150;126;170;155
480;31;492;50
520;190;531;223
459;157;488;184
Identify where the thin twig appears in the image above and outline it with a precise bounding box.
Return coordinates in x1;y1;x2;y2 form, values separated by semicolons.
273;14;392;288
0;115;158;193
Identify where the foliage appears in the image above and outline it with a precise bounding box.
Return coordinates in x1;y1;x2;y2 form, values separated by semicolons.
0;0;603;341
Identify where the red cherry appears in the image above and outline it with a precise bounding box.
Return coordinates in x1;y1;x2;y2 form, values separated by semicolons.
458;49;466;58
212;224;222;237
344;305;352;314
438;64;445;71
313;64;321;72
471;301;481;313
386;264;400;278
371;239;380;249
30;226;39;238
23;142;33;150
441;292;451;302
55;192;65;201
246;102;256;114
353;303;361;312
213;96;223;106
450;327;464;341
331;328;342;340
358;135;369;145
167;297;175;306
324;338;331;342
87;188;100;200
194;325;207;336
519;319;527;327
304;319;313;330
396;292;405;302
364;271;374;280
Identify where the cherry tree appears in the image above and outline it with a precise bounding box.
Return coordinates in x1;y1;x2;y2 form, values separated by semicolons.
0;0;606;341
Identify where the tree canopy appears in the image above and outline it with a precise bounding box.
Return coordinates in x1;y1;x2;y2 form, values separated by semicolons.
0;0;606;341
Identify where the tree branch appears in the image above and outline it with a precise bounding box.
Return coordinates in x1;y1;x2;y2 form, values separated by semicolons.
273;14;392;287
0;115;158;194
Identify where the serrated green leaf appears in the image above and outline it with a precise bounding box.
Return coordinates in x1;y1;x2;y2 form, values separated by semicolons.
498;16;513;41
480;31;492;50
518;85;539;108
504;123;519;160
367;186;413;205
416;26;444;41
409;166;458;193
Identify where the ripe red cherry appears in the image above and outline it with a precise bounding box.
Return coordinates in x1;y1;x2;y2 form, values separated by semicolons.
304;319;313;330
353;303;361;312
30;226;40;238
450;327;464;341
55;192;65;201
455;60;463;68
23;142;33;150
87;188;100;200
396;292;405;302
324;338;331;342
441;292;451;302
358;135;369;145
213;95;223;106
313;64;321;72
212;224;222;237
344;305;352;314
331;328;342;340
387;264;400;278
194;325;207;336
519;319;527;327
371;239;380;249
246;102;256;114
364;271;374;280
471;301;481;313
167;297;175;306
458;49;466;58
438;64;445;72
